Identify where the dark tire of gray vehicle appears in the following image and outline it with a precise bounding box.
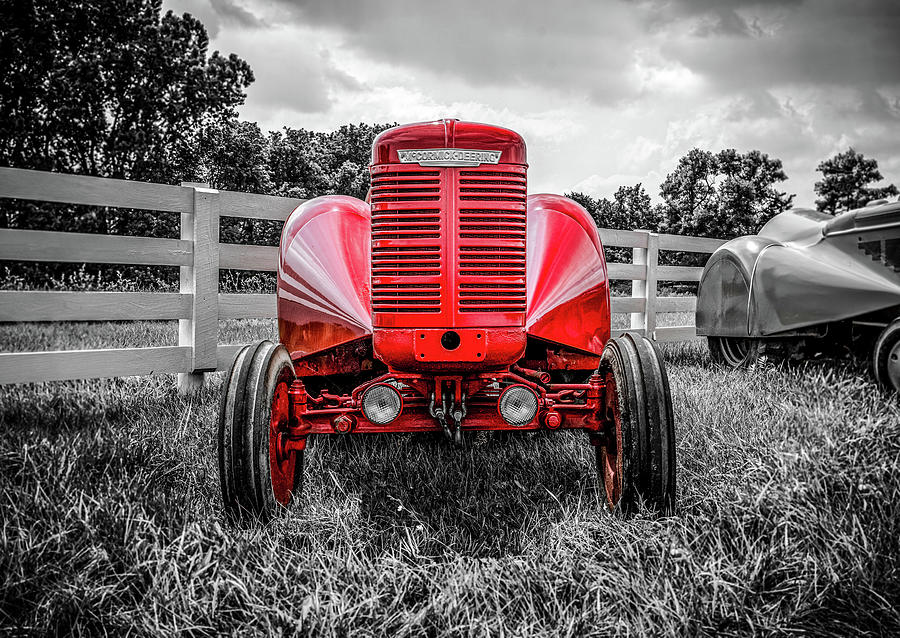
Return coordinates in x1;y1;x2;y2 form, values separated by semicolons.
708;336;761;368
873;319;900;393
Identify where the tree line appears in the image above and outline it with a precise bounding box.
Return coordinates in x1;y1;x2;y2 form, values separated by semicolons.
1;0;897;289
567;147;897;243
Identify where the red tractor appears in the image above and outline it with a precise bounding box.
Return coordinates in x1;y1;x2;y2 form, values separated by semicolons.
219;119;675;522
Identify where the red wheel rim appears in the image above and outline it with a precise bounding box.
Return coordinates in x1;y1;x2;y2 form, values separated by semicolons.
600;371;624;508
268;372;297;506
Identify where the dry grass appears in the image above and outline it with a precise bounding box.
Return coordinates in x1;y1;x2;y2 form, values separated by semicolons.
1;321;899;636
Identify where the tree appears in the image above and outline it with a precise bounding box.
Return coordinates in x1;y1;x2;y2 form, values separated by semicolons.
0;0;253;290
814;148;898;214
659;148;793;238
658;149;718;235
268;127;333;199
608;183;656;231
199;118;272;194
565;185;657;232
199;118;278;248
267;123;395;201
0;0;253;184
716;149;794;235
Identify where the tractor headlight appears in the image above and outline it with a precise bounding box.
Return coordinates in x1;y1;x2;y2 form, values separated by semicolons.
498;384;539;426
361;383;403;424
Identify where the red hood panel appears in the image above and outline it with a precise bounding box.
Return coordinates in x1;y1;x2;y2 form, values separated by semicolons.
277;196;373;359
525;194;611;355
372;119;527;166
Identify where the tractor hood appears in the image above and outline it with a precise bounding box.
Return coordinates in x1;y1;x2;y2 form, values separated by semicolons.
371;119;527;166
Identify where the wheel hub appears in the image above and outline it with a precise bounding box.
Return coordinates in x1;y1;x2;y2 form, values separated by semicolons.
268;375;299;506
599;371;623;508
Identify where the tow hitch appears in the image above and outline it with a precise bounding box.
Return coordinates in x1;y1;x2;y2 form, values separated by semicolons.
429;379;467;445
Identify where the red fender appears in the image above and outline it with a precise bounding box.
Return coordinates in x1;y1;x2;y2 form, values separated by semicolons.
277;196;372;359
525;194;611;355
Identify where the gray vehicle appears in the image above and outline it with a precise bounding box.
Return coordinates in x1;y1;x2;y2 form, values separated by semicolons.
696;198;900;391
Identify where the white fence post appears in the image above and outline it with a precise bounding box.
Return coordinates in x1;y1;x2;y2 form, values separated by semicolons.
630;230;659;339
178;182;220;394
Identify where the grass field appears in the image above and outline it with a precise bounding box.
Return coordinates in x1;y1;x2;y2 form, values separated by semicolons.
1;319;899;636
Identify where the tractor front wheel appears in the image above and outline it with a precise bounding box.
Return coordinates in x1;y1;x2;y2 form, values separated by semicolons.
596;333;676;514
218;340;303;524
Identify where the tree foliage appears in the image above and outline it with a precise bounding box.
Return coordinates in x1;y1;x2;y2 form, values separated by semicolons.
813;148;898;214
202;119;395;248
0;0;255;252
199;119;273;195
0;0;253;183
659;148;794;238
657;149;719;235
566;184;657;232
267;122;395;201
603;184;657;231
571;148;793;243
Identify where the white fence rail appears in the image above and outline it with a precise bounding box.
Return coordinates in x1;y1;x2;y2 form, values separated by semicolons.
0;167;725;388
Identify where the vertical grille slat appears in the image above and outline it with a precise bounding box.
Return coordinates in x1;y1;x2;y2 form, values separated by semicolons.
370;168;445;315
455;165;527;314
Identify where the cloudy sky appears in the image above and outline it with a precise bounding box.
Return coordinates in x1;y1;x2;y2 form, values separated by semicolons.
164;0;900;208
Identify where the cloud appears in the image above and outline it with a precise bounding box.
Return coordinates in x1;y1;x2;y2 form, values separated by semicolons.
656;0;900;92
639;0;805;37
572;171;664;199
216;0;265;28
166;0;263;37
222;28;365;115
160;0;900;207
267;0;647;104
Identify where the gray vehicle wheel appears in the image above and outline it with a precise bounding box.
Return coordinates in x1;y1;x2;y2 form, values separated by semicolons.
218;340;303;524
596;333;676;514
873;319;900;393
708;336;761;368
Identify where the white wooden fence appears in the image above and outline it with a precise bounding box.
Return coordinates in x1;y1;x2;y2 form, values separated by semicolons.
0;167;725;389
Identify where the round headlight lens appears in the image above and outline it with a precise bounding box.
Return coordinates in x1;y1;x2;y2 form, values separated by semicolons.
361;383;403;425
498;385;539;426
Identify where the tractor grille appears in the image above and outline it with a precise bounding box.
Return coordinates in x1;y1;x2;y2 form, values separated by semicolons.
370;169;443;315
370;163;527;324
456;167;527;314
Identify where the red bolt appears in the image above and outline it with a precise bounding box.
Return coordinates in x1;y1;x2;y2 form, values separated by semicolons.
332;414;355;434
543;411;561;430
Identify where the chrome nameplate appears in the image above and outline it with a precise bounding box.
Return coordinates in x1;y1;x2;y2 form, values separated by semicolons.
397;148;502;167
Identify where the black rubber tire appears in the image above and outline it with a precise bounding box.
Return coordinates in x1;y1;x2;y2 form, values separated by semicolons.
708;336;761;368
218;340;302;524
597;333;676;514
873;319;900;393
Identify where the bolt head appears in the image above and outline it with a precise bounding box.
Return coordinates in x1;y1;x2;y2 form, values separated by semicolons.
333;414;354;434
544;411;562;430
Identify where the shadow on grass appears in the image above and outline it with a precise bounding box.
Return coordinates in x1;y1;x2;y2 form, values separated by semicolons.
302;430;600;558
